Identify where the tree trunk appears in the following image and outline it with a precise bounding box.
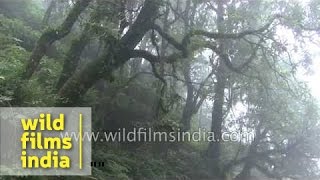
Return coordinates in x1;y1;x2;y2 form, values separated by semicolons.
11;0;90;105
42;0;56;27
56;0;160;106
207;0;228;177
56;27;90;90
181;62;195;131
235;160;253;180
55;4;108;90
207;61;227;176
22;0;90;80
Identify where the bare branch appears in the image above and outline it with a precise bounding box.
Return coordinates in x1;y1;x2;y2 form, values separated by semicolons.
152;24;185;51
182;14;280;44
129;50;182;64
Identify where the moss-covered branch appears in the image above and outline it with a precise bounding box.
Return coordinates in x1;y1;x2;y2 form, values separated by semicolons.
57;0;160;106
22;0;91;80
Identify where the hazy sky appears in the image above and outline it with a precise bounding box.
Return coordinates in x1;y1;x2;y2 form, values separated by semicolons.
298;40;320;100
275;24;320;101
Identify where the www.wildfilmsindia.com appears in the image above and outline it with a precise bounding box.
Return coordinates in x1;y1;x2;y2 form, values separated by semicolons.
60;128;255;143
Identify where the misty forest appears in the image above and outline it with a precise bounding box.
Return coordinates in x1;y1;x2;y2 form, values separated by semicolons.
1;0;320;179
